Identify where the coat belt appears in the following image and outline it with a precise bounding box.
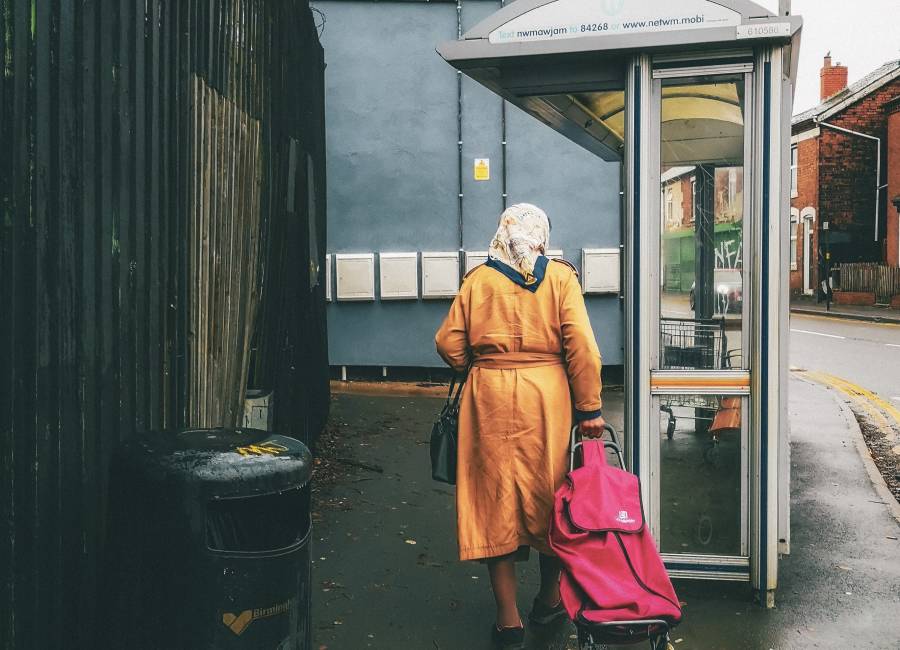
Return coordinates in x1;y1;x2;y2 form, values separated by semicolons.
472;352;565;370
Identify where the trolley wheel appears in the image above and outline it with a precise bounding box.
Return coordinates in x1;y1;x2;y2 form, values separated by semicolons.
666;415;676;440
577;628;609;650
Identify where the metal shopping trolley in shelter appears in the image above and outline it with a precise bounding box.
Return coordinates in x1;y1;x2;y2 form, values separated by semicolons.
658;318;741;464
659;317;731;371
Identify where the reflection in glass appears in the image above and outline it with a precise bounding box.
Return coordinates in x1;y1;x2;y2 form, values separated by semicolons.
659;394;743;556
659;75;744;369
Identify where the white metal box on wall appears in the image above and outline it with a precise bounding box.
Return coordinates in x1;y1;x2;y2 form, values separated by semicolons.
464;251;488;273
335;253;375;301
465;250;563;274
421;252;460;299
379;252;419;300
581;248;620;294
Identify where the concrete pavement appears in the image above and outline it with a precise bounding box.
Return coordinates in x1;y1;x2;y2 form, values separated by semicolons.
790;314;900;506
311;381;900;649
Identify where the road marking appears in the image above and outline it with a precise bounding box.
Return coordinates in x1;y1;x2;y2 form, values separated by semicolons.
790;328;846;339
798;370;900;429
887;344;900;349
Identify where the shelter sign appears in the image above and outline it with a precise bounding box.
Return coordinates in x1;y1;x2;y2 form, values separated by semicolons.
488;0;741;44
474;158;490;181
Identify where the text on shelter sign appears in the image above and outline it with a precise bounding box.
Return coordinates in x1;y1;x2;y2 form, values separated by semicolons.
488;0;740;44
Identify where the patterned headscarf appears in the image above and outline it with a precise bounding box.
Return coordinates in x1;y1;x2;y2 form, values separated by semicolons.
488;203;551;283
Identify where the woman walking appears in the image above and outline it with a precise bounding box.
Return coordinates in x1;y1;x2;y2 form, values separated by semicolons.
435;203;605;649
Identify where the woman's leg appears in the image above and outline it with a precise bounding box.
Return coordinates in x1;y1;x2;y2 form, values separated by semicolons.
487;554;521;628
537;552;562;606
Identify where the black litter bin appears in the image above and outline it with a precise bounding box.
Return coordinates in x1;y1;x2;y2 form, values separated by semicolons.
105;428;313;650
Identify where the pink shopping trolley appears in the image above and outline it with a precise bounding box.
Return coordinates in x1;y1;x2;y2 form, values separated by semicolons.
549;425;682;650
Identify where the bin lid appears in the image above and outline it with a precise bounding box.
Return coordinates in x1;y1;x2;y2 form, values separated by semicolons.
115;428;313;498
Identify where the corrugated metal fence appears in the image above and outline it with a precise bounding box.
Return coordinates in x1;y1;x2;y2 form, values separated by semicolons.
837;263;900;303
0;1;328;647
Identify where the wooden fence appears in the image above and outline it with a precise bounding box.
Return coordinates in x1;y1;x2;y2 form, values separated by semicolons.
0;1;327;647
836;263;900;303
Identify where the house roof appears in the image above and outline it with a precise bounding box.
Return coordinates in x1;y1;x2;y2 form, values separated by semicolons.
661;166;697;184
792;59;900;129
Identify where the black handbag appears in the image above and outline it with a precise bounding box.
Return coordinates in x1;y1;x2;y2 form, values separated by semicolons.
430;373;466;484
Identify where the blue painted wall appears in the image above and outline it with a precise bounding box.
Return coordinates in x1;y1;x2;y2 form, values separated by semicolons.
315;0;624;367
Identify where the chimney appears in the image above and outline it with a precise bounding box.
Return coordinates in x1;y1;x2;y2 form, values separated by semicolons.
820;52;849;100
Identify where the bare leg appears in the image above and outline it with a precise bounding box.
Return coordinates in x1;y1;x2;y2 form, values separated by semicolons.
537;552;562;606
487;554;521;628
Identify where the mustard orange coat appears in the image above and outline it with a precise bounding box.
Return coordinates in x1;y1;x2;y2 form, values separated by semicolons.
435;260;602;561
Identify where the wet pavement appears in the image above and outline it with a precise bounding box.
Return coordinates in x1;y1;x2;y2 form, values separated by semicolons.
311;380;900;649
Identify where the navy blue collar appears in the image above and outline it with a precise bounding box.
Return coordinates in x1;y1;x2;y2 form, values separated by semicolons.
486;255;549;293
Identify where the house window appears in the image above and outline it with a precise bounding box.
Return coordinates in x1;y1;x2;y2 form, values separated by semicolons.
790;210;799;271
665;186;674;226
690;177;697;225
790;144;798;197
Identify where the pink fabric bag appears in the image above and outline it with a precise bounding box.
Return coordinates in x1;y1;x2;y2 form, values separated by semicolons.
549;440;682;630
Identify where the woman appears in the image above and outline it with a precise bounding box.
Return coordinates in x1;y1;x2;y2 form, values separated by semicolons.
435;203;605;649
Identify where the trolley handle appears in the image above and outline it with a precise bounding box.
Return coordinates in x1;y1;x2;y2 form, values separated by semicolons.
569;423;625;472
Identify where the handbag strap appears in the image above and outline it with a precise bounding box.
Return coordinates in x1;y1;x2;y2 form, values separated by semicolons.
445;365;470;408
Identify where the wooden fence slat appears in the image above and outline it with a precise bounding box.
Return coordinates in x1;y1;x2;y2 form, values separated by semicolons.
2;1;327;644
838;262;900;303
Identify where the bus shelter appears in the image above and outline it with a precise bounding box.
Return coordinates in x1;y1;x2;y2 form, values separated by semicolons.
438;0;802;605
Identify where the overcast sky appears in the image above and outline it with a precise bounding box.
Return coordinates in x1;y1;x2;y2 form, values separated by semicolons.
774;0;900;114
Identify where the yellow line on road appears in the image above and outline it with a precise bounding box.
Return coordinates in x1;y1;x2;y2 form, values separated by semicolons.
797;369;900;437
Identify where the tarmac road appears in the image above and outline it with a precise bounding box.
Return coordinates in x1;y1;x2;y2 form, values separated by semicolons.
789;314;900;409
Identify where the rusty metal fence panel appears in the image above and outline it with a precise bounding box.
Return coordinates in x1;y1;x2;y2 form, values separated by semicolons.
0;1;327;647
836;263;900;303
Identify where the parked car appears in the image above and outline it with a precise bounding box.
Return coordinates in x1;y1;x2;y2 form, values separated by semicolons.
690;268;743;315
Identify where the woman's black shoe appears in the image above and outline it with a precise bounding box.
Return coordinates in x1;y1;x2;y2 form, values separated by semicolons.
491;622;525;650
527;597;567;626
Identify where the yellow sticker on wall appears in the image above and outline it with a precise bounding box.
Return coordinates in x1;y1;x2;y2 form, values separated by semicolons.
474;158;490;181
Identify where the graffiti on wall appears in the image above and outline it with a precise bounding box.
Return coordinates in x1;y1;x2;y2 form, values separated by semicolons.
715;237;743;270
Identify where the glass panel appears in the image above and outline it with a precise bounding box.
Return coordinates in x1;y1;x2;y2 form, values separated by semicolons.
658;393;744;556
659;75;744;370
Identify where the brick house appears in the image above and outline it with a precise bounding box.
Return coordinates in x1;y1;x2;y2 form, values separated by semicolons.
660;166;745;294
790;55;900;295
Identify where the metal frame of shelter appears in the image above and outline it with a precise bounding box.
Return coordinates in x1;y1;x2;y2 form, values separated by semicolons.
438;0;801;605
